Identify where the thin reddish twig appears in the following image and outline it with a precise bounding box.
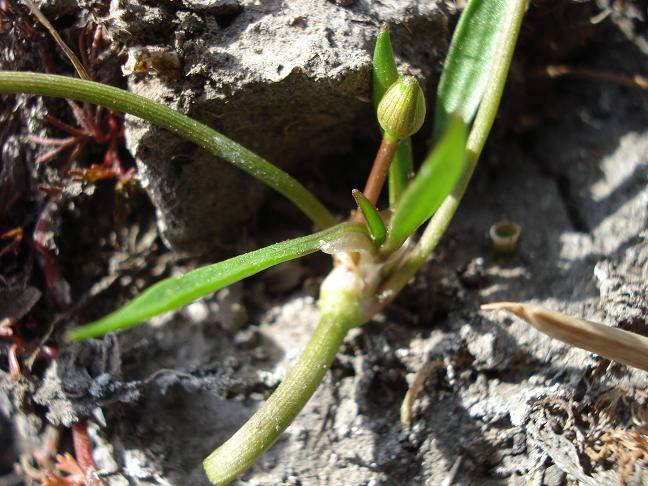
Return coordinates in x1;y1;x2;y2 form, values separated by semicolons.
71;421;98;473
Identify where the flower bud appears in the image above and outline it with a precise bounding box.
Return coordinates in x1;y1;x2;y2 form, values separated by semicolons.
377;75;426;141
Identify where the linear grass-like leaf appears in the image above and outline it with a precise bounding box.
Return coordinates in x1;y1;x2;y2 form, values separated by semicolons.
372;25;414;205
383;116;466;253
352;189;386;246
0;71;336;229
433;0;507;140
67;223;368;341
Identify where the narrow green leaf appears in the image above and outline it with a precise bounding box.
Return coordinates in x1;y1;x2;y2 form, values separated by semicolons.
433;0;507;140
352;189;386;246
0;71;336;229
384;116;466;252
67;223;368;341
372;25;413;206
372;25;399;107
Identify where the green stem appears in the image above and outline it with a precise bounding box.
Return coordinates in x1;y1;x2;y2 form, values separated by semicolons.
370;0;527;313
0;71;336;229
203;265;363;484
203;264;366;485
388;139;413;205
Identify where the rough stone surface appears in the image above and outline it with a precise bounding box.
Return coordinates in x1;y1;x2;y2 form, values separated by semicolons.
106;0;449;254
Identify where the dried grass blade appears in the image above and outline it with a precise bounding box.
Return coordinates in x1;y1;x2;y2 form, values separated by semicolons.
21;0;90;80
482;302;648;373
400;360;442;428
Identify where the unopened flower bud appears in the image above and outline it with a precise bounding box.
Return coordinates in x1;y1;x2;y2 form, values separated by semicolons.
377;75;426;141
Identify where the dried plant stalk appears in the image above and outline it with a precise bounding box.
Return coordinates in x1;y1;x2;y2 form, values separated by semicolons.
21;0;90;80
400;360;442;427
541;65;648;91
482;302;648;373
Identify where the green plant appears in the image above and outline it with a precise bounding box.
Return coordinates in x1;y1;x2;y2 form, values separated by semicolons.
0;0;527;483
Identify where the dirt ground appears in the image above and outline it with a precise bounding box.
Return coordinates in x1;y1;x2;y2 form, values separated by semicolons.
1;0;648;485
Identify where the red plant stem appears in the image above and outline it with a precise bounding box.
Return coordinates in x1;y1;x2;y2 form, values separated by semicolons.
79;26;90;74
362;137;399;205
40;344;58;360
32;195;71;309
352;137;399;223
44;114;88;138
27;135;79;146
72;420;98;472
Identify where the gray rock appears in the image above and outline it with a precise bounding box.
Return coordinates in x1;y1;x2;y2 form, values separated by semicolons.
32;337;141;427
107;0;448;254
180;0;242;14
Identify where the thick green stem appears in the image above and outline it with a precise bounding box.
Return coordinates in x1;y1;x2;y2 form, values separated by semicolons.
370;0;527;313
203;313;351;484
0;71;336;229
203;264;364;484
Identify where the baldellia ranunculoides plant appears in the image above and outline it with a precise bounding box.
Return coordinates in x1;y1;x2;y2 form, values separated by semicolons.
0;0;527;483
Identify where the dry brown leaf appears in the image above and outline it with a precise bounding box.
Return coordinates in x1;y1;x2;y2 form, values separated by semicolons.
481;302;648;373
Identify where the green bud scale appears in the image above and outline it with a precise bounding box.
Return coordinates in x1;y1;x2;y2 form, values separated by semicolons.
377;75;426;141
